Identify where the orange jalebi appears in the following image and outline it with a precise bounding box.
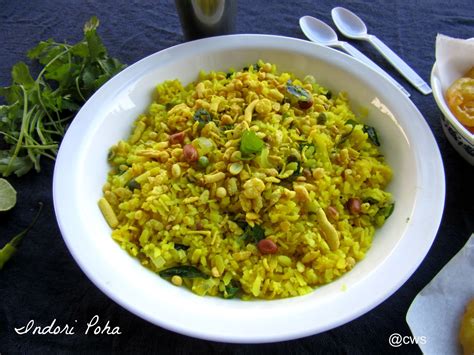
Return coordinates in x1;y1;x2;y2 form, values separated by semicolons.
446;67;474;134
460;298;474;355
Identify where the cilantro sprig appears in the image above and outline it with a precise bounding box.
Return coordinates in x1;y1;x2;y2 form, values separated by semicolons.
0;17;126;177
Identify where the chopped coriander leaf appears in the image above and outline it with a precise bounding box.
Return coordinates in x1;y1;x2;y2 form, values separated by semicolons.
363;197;379;204
224;280;241;299
375;202;395;227
337;119;359;146
381;203;395;219
251;63;261;71
280;158;301;181
299;142;316;154
173;243;190;251
221;124;234;131
193;108;212;127
323;90;332;99
242;63;260;72
237;220;266;245
235;219;249;230
345;119;359;126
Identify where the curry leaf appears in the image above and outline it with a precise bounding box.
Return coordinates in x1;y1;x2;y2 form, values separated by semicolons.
286;80;311;101
363;125;380;146
159;265;210;279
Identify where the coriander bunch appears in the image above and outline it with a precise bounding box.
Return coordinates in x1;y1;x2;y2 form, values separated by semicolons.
0;17;126;177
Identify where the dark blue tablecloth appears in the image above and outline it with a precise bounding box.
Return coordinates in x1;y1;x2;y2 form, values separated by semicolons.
1;0;473;353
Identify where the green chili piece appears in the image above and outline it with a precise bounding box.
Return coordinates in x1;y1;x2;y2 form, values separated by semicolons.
240;130;264;156
0;202;43;269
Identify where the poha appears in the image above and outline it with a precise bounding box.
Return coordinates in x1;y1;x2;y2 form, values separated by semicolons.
99;61;394;300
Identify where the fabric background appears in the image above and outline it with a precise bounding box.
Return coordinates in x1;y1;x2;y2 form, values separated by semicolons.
0;0;473;353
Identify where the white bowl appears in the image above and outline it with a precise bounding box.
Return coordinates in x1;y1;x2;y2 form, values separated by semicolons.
53;35;445;343
431;62;474;165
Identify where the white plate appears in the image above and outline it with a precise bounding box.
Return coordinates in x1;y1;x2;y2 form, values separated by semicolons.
53;35;445;343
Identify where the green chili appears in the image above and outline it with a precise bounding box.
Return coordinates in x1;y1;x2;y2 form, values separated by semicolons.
0;202;43;269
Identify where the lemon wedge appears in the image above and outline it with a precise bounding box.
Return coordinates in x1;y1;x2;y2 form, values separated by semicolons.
0;178;17;211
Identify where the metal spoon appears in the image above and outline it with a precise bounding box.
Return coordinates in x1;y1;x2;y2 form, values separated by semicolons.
299;16;410;97
331;7;431;95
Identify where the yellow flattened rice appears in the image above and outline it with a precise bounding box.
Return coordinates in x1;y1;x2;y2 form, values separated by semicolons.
99;61;394;300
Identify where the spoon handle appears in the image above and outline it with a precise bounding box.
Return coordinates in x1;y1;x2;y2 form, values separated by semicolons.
367;35;432;95
339;41;410;97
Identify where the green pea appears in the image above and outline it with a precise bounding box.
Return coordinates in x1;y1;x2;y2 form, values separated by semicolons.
317;112;327;125
198;156;209;168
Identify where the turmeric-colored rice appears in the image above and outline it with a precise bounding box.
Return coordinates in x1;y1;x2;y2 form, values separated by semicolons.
100;61;394;300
